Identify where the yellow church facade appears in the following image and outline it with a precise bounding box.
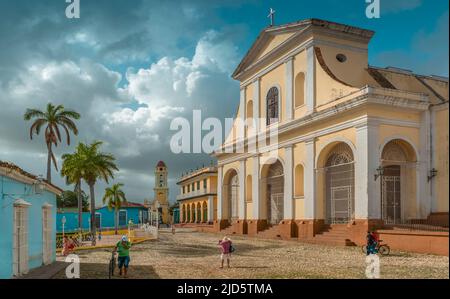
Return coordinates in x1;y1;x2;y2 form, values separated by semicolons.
212;19;449;251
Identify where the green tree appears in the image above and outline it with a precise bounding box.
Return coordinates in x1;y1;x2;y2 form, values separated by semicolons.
24;103;80;183
102;183;127;235
57;190;89;212
79;141;118;245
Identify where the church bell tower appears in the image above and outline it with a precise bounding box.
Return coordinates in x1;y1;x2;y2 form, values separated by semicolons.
153;161;169;223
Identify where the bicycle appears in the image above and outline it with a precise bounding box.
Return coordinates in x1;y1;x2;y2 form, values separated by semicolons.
362;240;390;256
108;251;116;279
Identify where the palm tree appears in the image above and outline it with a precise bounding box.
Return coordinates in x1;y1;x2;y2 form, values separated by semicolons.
61;147;86;234
102;183;127;235
79;141;118;245
24;103;80;183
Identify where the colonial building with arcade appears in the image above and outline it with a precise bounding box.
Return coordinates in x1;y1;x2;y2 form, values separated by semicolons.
212;19;449;254
177;165;218;225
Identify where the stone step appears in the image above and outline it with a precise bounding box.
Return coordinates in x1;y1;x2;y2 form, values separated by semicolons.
317;232;348;237
321;226;349;231
256;226;282;239
307;239;350;246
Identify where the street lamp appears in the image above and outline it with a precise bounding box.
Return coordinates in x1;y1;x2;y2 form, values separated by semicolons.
374;166;384;181
61;216;66;238
428;168;438;182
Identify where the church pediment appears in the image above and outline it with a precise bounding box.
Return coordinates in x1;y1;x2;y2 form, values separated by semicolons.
232;21;310;79
232;18;374;80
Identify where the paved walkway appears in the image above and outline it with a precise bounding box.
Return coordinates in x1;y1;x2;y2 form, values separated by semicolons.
18;261;69;279
50;229;449;279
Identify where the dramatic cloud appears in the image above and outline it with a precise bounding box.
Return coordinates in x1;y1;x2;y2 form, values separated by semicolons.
0;26;239;203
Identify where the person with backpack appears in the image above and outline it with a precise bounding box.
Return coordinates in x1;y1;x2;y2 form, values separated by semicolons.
218;236;234;268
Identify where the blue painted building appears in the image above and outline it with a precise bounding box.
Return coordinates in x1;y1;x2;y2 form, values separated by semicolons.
0;161;62;279
57;202;149;233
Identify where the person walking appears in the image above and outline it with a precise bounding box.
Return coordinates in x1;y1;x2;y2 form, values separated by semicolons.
218;236;233;268
114;235;132;278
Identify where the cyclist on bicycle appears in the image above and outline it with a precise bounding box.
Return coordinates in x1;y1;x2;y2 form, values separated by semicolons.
113;235;132;278
366;231;378;255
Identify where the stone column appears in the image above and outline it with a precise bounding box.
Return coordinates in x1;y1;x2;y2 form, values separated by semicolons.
305;46;316;115
252;155;260;219
304;138;316;219
285;57;294;121
284;145;294;219
430;108;438;213
418;110;431;218
207;196;214;222
180;205;184;223
194;204;198;223
239;159;246;220
217;166;223;220
253;78;260;133
355;122;380;220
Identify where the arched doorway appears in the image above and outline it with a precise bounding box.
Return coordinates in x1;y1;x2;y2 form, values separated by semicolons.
191;204;195;222
380;139;417;224
223;169;239;223
324;143;355;224
187;204;191;223
181;205;186;223
202;202;207;223
262;160;284;225
229;173;239;222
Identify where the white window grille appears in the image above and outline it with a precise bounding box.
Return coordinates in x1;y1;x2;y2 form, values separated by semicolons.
13;203;30;276
265;160;284;225
229;173;239;221
324;143;355;224
42;207;53;265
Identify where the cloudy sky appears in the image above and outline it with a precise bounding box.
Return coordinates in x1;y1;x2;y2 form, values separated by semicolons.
0;0;448;205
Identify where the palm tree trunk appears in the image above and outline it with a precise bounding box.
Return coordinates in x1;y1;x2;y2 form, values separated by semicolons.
77;181;82;233
115;209;118;235
89;182;96;246
46;143;52;183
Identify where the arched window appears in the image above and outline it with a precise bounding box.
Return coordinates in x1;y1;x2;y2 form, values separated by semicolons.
294;164;304;197
295;73;305;107
266;87;279;125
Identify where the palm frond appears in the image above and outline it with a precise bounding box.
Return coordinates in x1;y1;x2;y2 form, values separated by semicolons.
24;109;45;120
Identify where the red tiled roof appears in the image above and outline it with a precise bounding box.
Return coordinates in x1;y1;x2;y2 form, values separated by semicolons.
121;201;146;208
156;160;166;167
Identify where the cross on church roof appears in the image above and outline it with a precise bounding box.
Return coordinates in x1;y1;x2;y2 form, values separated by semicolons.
268;8;276;27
